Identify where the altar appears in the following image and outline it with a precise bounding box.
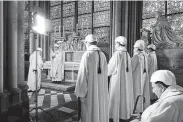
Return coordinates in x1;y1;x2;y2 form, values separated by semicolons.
43;51;85;82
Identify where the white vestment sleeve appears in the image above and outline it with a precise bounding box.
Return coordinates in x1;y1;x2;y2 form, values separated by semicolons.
141;104;177;122
147;54;153;74
75;53;88;98
108;52;117;76
131;55;138;72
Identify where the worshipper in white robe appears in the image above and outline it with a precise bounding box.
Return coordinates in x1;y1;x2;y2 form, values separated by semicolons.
147;44;158;100
27;48;43;91
50;43;64;83
131;40;150;114
75;34;109;122
108;36;134;122
131;70;183;122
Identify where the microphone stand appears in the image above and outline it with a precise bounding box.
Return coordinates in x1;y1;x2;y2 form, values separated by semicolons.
29;33;53;122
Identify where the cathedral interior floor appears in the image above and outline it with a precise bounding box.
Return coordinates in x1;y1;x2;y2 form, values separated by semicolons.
28;88;79;122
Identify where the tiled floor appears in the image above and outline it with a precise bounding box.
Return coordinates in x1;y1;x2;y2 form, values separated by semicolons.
28;89;77;113
28;88;79;122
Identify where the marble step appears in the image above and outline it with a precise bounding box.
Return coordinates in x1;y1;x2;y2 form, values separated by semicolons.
41;79;76;92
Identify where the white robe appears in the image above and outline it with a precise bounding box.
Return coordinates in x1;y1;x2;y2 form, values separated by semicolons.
131;51;150;113
75;45;109;122
140;85;183;122
50;50;64;82
147;51;158;99
108;47;134;121
27;51;43;91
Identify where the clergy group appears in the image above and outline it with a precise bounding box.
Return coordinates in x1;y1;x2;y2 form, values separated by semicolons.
75;34;183;122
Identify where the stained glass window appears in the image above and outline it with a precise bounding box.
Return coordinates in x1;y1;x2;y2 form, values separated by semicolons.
50;1;61;6
94;27;110;44
63;17;75;31
78;29;92;38
49;1;111;56
24;1;29;54
143;1;183;38
78;14;92;29
52;19;62;32
94;1;110;12
63;2;75;17
168;14;183;37
93;11;110;27
167;1;183;14
78;1;92;15
142;18;156;32
143;1;165;19
50;5;61;19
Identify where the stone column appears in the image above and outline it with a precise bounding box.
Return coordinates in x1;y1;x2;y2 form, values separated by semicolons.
0;1;3;93
17;1;25;83
0;3;8;121
111;1;122;53
7;1;21;105
7;1;18;89
111;1;143;56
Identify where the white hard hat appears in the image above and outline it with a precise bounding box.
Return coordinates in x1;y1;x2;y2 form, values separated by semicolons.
57;41;63;44
115;36;127;46
134;40;145;50
147;44;156;50
37;48;42;52
150;70;176;86
84;34;97;43
54;44;59;47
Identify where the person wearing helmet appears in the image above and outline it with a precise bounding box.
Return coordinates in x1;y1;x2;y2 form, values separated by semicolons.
108;36;134;122
147;44;158;101
131;70;183;122
131;40;150;113
75;34;109;122
27;48;43;91
50;43;64;83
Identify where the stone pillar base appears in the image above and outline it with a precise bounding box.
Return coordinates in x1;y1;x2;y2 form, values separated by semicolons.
8;88;21;106
0;92;8;122
18;82;29;122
